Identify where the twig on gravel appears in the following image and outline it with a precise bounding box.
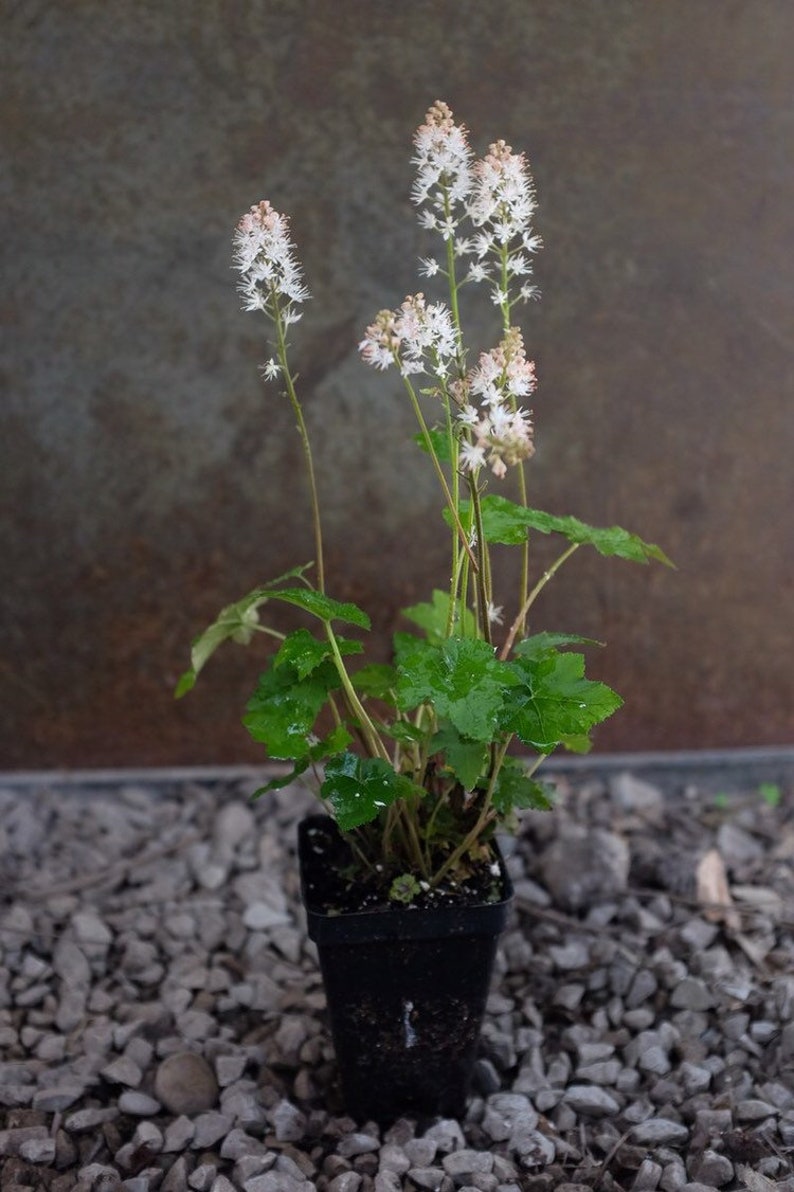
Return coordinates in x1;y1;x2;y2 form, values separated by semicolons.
592;1126;634;1190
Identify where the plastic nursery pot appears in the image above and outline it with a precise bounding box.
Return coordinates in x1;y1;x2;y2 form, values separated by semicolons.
298;814;513;1123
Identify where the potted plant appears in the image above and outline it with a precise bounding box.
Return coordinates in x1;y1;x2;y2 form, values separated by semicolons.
177;101;672;1121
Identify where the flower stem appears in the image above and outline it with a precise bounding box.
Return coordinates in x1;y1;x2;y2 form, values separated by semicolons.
273;296;325;594
324;623;390;762
400;371;479;573
500;542;581;660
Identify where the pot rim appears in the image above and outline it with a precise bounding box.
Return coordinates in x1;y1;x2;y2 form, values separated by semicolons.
298;814;514;945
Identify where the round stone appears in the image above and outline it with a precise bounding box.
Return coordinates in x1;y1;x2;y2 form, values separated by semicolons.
153;1052;219;1115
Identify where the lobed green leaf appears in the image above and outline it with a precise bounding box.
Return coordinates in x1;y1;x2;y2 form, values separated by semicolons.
513;632;604;662
503;650;623;752
274;628;362;679
490;758;556;814
351;662;399;701
265;588;371;628
395;634;515;743
243;658;340;760
249;725;353;797
402;589;477;645
413;428;453;464
451;495;674;566
175;564;319;696
321;753;422;832
431;722;489;791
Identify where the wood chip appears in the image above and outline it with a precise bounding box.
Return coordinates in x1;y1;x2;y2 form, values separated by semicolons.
696;848;741;930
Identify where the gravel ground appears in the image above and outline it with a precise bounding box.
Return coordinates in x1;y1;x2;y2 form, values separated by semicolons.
1;758;793;1192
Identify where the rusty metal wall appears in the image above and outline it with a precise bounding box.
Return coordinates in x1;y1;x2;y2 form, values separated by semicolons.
2;2;792;767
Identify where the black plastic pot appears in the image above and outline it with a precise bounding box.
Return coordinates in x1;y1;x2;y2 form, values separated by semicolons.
298;815;513;1122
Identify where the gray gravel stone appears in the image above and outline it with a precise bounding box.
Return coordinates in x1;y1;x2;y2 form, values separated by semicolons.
374;1173;403;1192
163;1114;196;1152
407;1169;446;1191
101;1055;143;1087
443;1149;494;1176
192;1110;233;1148
32;1083;87;1111
631;1157;663;1190
735;1098;779;1121
271;1098;307;1143
631;1118;689;1145
118;1091;162;1116
689;1149;733;1186
669;977;714;1011
540;827;630;911
563;1085;620;1116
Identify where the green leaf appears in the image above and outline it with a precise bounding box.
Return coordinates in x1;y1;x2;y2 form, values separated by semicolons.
452;495;674;565
402;590;477;645
395;634;515;742
384;720;427;746
759;781;781;807
243;658;340;759
513;632;604;661
175;564;316;696
389;873;423;904
503;650;623;751
265;588;371;629
557;734;594;754
491;759;556;814
250;725;353;796
274;628;362;679
431;722;489;790
413;427;453;463
321;753;421;831
352;662;398;701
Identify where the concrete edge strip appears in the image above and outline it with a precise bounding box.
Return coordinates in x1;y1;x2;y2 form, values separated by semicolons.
1;746;793;788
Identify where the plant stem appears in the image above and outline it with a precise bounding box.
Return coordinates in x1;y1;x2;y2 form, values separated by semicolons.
400;371;478;572
430;748;549;889
323;624;390;762
500;542;581;660
467;477;492;644
273;296;326;593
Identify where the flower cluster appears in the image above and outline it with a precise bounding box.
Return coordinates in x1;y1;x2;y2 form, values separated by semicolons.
410;104;541;309
468;140;538;249
455;328;536;477
359;293;456;376
233;200;310;320
411;100;473;239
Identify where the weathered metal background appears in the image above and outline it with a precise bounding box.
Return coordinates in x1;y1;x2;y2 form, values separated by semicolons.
2;2;792;767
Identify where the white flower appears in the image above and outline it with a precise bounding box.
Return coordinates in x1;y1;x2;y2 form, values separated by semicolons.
411;101;473;237
260;358;281;381
466;141;538;273
457;330;537;478
487;602;504;626
359;309;399;371
457;403;479;427
233;200;310;315
418;257;440;277
506;253;531;277
460;439;487;472
361;293;456;377
466;262;490;285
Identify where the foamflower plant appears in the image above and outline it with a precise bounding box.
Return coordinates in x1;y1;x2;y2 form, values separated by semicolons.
178;102;672;896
